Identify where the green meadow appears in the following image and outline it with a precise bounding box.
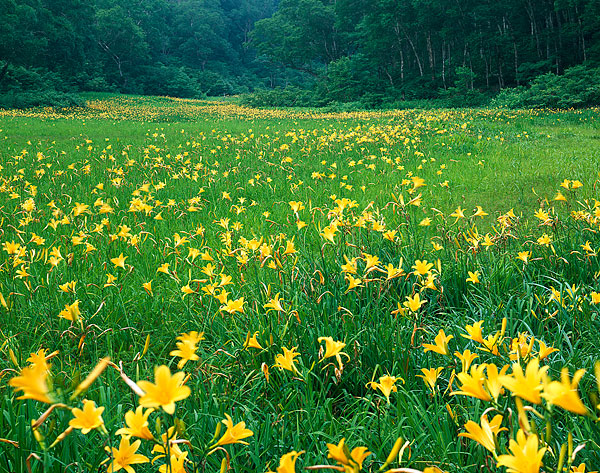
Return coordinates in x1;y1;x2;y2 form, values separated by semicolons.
1;96;599;473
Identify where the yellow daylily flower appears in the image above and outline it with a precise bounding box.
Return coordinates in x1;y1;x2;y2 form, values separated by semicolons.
273;347;300;374
423;329;453;355
367;375;400;403
214;414;254;446
499;359;549;405
137;365;191;415
105;436;149;473
496;430;546;473
542;368;588;415
267;450;304;473
115;406;154;440
458;414;506;453
69;399;105;434
111;253;128;269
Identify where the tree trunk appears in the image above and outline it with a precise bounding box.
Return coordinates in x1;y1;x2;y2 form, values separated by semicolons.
427;32;435;79
0;61;9;85
395;21;424;77
514;42;519;85
441;41;447;89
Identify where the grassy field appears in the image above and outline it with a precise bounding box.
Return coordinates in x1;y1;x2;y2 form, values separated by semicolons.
1;95;599;473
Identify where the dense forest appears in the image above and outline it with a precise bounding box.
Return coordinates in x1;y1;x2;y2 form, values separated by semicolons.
2;0;600;108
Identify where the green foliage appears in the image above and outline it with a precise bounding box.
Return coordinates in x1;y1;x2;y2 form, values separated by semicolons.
139;65;200;98
4;0;600;108
524;66;600;108
1;97;600;471
0;64;83;109
251;0;341;74
488;86;528;109
0;90;83;109
437;67;489;107
492;66;600;109
240;86;316;107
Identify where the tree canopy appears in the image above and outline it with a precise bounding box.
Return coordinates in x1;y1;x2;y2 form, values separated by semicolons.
2;0;600;107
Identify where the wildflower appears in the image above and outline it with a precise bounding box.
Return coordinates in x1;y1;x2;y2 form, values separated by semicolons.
177;331;205;345
115;406;154;440
221;297;245;314
104;274;117;287
385;264;403;280
496;430;546;473
554;192;567;202
363;253;381;272
423;329;453;355
3;241;22;255
383;230;397;241
320;225;337;243
59;281;77;293
417;367;443;392
58;300;81;322
273;347;300;374
105;437;149;473
454;349;478;372
214;414;254;446
69;400;105;434
111;253;128;269
346;274;363;291
449;206;464;220
485;363;508;401
264;293;285;312
262;362;270;383
542;368;588;415
181;284;195;296
412;260;433;275
27;349;52;371
158;453;188;473
267;450;304;473
151;427;185;462
318;337;348;369
404;293;426;313
169;340;199;369
9;363;54;404
137;365;191;415
283;240;297;255
458;414;506;453
517;251;531;264
466;271;480;284
142;281;152;296
571;464;597;473
473;206;488;218
289;201;305;213
537;340;558;360
500;359;548;405
452;364;492;401
244;331;264;349
326;438;371;470
367;375;400;402
537;234;552;246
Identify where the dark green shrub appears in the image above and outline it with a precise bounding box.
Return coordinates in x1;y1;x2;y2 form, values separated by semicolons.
0;90;83;109
492;66;600;109
140;65;200;98
0;65;82;109
489;86;528;108
240;86;316;107
438;67;490;107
